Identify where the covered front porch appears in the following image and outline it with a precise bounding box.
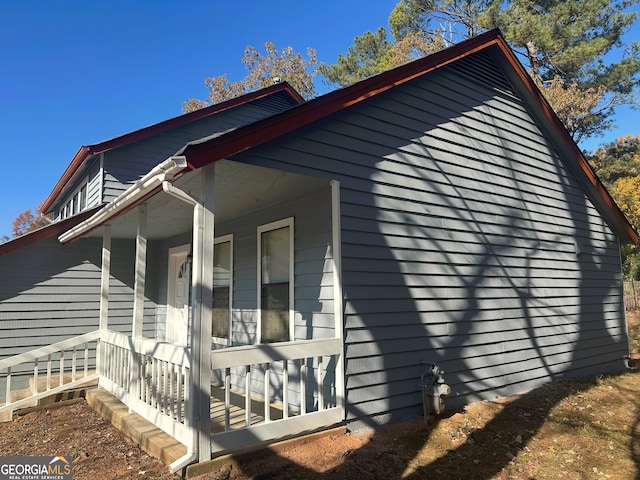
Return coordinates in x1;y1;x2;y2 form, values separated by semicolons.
60;157;346;470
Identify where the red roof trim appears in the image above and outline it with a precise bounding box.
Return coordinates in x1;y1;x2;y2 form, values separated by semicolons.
490;39;638;244
0;207;101;256
40;82;304;213
183;30;502;169
181;29;636;244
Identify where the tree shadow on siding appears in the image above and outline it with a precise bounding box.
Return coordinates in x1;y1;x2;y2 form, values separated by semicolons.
219;55;630;478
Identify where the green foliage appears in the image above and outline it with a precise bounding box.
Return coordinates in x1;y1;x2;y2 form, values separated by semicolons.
589;135;640;184
492;0;640;142
319;28;395;87
622;244;640;280
322;0;640;143
588;135;640;279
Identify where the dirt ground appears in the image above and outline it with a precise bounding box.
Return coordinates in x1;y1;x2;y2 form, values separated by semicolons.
0;311;638;479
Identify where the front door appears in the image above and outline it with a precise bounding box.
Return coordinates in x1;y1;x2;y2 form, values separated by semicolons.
167;244;190;345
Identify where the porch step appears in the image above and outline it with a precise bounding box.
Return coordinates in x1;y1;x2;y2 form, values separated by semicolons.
0;375;98;423
86;388;188;467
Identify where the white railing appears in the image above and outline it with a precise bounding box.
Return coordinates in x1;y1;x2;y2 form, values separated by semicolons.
209;337;343;453
99;330;194;450
0;331;100;419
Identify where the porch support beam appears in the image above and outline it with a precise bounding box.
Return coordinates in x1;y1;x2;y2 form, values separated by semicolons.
192;165;214;462
99;224;111;331
331;180;346;418
132;204;147;338
97;224;111;382
162;170;214;462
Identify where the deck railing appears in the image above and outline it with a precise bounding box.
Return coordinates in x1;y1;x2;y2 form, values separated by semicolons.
209;337;343;453
99;330;194;449
0;331;100;420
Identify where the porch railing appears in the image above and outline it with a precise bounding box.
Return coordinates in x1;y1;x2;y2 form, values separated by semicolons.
98;330;194;450
0;331;100;420
209;337;343;453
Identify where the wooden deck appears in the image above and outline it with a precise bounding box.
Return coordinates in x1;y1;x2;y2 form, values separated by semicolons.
210;384;295;433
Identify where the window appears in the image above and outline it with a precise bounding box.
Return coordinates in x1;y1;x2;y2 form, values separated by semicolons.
79;184;87;210
258;218;294;343
212;235;233;340
57;180;88;220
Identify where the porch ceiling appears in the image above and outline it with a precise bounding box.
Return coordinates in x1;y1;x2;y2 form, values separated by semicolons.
93;160;330;240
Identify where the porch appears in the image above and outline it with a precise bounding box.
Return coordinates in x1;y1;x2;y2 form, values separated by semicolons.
55;158;344;470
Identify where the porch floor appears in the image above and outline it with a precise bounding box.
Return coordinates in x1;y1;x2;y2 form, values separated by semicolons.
210;384;295;433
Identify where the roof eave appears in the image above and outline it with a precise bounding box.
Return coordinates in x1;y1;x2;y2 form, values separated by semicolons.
40;82;304;214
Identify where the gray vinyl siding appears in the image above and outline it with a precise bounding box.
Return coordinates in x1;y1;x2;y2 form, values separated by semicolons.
0;236;157;362
102;98;298;202
155;188;334;345
232;52;627;424
86;161;101;208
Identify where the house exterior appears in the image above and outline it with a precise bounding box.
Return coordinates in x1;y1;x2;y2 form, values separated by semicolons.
1;29;636;470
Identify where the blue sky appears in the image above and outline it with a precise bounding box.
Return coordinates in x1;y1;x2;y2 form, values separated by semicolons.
0;1;638;238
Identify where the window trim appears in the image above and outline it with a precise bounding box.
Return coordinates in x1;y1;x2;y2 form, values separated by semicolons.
257;217;294;344
213;234;233;346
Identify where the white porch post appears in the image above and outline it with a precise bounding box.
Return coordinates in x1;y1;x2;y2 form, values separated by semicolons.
192;165;214;462
99;224;111;332
331;180;346;418
97;224;111;381
130;205;147;411
132;204;147;338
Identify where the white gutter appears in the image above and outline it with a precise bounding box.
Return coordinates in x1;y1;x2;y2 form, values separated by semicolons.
169;451;198;474
58;156;187;243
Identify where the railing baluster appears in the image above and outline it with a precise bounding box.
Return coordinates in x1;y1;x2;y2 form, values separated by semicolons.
176;365;183;423
84;342;89;378
72;346;77;382
224;367;231;431
46;354;52;391
162;361;168;415
300;358;307;415
317;356;324;411
182;364;189;425
59;350;64;388
264;363;271;423
6;367;11;405
169;364;175;420
33;358;39;395
282;360;289;419
245;365;251;427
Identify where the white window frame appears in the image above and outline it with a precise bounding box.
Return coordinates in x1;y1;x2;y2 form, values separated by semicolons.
212;234;233;346
257;217;294;344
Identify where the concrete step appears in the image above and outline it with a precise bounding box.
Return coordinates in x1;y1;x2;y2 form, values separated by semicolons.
86;388;188;467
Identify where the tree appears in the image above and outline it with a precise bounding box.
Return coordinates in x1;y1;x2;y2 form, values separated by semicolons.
588;135;640;279
323;0;640;143
588;134;640;184
184;42;319;112
319;27;445;87
11;204;50;238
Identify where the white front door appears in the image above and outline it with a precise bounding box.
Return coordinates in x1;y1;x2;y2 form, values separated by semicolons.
167;244;190;345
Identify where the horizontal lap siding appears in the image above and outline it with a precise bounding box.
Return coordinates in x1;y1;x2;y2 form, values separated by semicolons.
233;52;626;423
211;187;334;347
102;100;298;202
0;237;157;360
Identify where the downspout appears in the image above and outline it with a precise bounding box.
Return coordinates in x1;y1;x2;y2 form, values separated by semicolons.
162;180;201;473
